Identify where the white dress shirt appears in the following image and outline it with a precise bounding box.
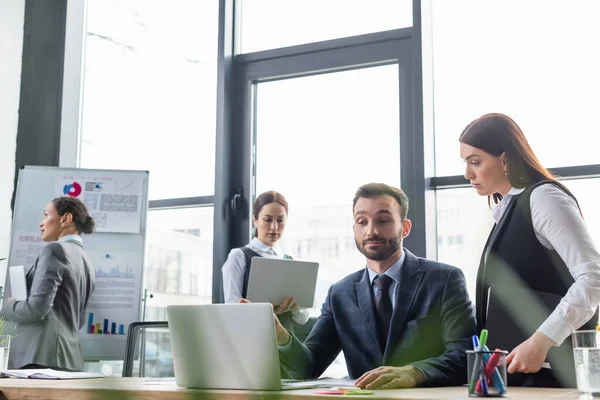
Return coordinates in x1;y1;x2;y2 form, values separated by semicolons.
221;237;309;324
58;234;83;245
492;184;600;345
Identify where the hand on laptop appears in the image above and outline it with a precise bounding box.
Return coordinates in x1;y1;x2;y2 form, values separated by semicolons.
354;365;425;389
238;298;291;345
273;296;299;315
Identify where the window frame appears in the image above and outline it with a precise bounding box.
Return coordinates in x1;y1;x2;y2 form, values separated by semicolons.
229;26;427;258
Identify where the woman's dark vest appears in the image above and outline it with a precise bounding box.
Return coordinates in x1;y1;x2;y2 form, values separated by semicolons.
238;247;296;333
476;180;598;388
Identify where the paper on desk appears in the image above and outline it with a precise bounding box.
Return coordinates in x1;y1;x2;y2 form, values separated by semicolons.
1;369;104;379
9;266;27;301
143;377;177;385
309;378;357;388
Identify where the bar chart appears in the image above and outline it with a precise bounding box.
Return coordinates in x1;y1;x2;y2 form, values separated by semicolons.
87;312;125;335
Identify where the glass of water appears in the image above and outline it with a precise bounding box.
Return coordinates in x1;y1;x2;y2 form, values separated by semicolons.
572;330;600;396
0;335;10;371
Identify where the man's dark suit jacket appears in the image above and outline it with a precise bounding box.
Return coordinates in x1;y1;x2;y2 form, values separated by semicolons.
279;249;476;387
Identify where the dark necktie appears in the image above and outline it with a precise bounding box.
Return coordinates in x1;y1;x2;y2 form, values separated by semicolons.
373;274;393;352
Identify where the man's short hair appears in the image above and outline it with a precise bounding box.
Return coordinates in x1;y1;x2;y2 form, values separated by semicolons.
352;183;409;220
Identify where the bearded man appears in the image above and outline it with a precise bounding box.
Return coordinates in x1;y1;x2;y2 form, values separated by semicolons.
275;183;476;389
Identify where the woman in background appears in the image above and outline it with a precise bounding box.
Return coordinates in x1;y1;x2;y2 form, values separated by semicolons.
459;113;600;387
222;191;309;330
1;196;96;371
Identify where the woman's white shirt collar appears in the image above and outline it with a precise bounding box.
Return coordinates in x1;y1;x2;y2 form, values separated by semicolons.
492;186;525;223
248;237;283;257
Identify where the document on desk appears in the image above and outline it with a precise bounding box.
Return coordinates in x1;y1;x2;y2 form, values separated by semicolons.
9;265;27;301
281;378;357;390
1;369;104;380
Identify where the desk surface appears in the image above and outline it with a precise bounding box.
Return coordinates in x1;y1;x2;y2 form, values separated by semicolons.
0;377;581;400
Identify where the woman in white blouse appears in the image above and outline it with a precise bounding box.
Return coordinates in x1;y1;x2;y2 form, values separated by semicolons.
459;113;600;387
222;191;309;330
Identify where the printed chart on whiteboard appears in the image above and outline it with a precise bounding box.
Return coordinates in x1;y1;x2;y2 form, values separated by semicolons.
55;172;144;233
81;251;142;339
9;232;45;267
7;166;149;360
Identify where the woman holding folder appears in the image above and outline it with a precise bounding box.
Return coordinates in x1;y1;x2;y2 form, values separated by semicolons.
0;196;96;371
459;113;600;387
221;191;309;331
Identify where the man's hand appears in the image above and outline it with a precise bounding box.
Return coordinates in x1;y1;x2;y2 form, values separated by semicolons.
273;296;299;315
354;365;425;389
238;298;290;345
506;331;555;374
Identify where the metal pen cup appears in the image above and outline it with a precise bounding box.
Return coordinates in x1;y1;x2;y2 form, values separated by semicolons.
466;349;508;397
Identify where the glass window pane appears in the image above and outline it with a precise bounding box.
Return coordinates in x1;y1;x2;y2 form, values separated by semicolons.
564;179;600;248
435;188;493;300
240;0;412;53
435;178;600;303
80;1;218;199
254;65;400;377
144;207;214;320
430;1;600;176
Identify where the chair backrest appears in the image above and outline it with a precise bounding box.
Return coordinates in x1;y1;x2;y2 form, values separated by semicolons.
122;321;170;377
122;317;317;378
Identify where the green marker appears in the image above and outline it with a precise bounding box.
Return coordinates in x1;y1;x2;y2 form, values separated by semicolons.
479;329;488;349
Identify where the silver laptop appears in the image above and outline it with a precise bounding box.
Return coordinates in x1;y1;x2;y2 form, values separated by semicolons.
167;303;324;390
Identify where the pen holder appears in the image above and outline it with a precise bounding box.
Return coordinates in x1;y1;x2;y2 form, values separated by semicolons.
466;349;508;397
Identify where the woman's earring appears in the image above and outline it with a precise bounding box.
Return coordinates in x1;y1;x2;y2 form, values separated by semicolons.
504;172;508;176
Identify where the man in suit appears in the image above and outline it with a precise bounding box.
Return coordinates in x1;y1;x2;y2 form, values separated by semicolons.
276;183;476;388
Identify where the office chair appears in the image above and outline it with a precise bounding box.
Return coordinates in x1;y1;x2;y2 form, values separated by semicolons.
122;321;170;377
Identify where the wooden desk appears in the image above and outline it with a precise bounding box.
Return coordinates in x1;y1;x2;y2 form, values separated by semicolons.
0;377;581;400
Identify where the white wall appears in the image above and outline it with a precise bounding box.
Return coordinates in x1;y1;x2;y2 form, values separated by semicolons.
0;0;25;284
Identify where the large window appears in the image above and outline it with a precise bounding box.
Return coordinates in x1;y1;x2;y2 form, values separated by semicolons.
429;0;600;176
76;1;218;355
253;64;401;379
240;0;412;53
144;207;214;321
435;178;600;302
426;1;600;302
435;188;493;299
254;65;401;312
80;0;218;200
79;0;217;302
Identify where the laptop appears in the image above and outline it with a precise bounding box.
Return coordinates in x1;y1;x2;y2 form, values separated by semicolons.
246;258;319;308
167;303;328;390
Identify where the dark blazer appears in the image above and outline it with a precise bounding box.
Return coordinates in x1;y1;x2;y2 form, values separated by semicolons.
1;240;95;371
279;249;476;386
